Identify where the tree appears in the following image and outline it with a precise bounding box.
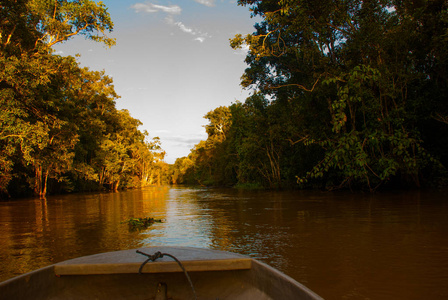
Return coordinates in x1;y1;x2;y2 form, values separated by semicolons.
0;0;116;197
231;0;448;190
26;0;115;48
204;106;232;144
170;156;195;185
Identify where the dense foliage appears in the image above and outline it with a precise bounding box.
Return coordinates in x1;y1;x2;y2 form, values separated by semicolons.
3;0;447;195
0;0;166;198
173;0;448;191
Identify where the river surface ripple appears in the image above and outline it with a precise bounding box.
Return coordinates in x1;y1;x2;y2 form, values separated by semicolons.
1;187;447;299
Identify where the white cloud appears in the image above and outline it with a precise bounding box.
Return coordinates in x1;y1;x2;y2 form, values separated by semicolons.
195;37;206;43
131;2;181;15
194;0;215;7
165;18;211;43
192;32;211;43
163;135;204;146
133;2;210;43
175;21;194;34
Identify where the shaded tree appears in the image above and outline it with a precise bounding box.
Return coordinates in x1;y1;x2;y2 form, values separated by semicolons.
230;0;448;190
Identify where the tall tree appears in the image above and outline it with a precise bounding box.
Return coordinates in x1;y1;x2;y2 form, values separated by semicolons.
231;0;448;190
0;0;115;196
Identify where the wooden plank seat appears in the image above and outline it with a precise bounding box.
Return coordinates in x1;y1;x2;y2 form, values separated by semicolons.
54;247;252;276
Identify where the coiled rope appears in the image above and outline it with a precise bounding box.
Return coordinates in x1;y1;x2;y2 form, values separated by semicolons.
136;250;198;300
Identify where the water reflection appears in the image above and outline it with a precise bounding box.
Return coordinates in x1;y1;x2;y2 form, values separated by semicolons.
1;187;448;299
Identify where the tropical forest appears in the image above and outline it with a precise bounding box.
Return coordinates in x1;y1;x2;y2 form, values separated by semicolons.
172;0;448;191
1;0;448;198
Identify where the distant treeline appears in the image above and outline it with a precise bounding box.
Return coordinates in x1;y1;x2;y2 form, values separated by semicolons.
1;1;167;198
170;0;448;191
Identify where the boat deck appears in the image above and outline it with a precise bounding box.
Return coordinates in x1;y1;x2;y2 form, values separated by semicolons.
55;247;252;275
0;247;323;300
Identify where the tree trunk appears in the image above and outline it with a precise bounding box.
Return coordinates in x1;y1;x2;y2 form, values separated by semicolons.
34;165;43;197
41;169;49;198
113;180;119;192
99;167;105;186
34;165;49;198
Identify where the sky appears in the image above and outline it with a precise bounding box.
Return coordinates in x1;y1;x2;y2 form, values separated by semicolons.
53;0;257;163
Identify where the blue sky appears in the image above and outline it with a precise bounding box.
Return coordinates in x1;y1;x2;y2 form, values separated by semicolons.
53;0;255;163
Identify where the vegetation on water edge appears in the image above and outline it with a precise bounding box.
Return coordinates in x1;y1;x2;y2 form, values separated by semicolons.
2;0;447;198
122;217;163;231
169;0;448;192
0;0;168;199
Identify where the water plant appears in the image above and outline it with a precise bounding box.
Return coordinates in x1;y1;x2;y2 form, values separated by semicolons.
122;217;163;231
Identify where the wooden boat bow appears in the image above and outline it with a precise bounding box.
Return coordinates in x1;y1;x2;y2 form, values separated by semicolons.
0;246;324;300
54;247;252;275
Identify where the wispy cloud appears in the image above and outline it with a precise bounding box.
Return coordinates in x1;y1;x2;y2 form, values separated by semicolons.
194;0;215;7
195;37;206;43
165;17;211;43
131;2;181;15
131;2;210;43
163;135;204;147
175;21;194;34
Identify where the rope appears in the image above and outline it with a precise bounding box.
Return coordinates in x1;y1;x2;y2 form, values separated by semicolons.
137;250;198;300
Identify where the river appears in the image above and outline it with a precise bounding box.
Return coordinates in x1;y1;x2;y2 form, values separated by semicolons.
1;187;447;299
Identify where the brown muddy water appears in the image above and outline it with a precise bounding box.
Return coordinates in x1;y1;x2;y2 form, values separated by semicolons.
1;187;447;299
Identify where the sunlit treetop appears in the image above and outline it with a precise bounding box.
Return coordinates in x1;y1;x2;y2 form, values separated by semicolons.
0;0;115;52
31;0;115;47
